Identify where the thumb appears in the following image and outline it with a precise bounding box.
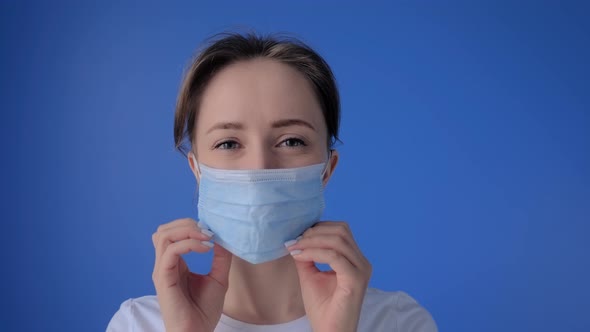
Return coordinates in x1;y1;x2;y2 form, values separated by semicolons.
293;257;320;282
209;243;232;288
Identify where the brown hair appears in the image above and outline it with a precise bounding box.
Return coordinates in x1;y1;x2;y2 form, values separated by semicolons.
173;32;341;157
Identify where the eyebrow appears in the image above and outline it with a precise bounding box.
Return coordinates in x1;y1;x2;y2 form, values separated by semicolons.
206;122;244;134
271;119;316;131
206;119;316;134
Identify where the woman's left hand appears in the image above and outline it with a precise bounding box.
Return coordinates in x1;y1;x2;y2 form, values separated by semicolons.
285;221;372;332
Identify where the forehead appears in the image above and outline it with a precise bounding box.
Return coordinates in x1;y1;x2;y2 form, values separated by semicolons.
197;58;325;131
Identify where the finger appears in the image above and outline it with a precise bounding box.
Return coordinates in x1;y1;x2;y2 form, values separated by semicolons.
156;218;198;233
152;219;210;249
156;238;213;286
302;222;360;252
154;225;213;260
292;259;320;282
291;248;357;277
208;244;232;288
287;234;364;269
303;221;351;237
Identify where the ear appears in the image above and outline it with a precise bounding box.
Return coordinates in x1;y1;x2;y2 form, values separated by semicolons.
187;151;201;183
322;149;339;186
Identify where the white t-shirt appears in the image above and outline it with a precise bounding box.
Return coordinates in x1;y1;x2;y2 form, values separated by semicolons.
107;288;438;332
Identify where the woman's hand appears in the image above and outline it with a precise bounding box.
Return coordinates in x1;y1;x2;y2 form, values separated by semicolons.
152;218;232;332
285;221;372;332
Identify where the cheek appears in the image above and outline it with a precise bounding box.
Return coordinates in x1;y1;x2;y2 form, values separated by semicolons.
193;140;216;162
189;135;211;163
280;148;328;168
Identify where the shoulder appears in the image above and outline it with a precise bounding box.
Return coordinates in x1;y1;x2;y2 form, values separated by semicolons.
359;288;438;332
106;290;437;332
106;295;164;332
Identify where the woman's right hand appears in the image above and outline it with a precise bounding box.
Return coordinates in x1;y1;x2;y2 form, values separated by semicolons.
151;218;232;332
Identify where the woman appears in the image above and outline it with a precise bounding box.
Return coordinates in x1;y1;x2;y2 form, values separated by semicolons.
107;32;437;332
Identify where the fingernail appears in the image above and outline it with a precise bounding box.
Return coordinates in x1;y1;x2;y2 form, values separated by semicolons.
200;228;214;238
284;239;298;248
290;249;302;256
201;241;214;248
296;236;303;241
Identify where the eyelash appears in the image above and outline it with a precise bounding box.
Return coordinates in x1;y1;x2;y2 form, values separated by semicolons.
214;140;240;150
277;137;307;148
213;138;307;150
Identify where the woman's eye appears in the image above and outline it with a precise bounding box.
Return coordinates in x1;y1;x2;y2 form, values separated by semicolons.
278;138;307;148
215;140;240;150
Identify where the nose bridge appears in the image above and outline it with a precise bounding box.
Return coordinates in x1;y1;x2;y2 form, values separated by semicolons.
246;139;276;170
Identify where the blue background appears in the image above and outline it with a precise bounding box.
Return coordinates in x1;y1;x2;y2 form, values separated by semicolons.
2;1;589;331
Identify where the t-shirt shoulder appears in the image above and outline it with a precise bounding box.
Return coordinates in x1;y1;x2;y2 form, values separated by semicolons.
106;295;163;332
106;289;437;332
359;288;438;332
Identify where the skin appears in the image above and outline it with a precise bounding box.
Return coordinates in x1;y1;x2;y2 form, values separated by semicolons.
151;58;372;332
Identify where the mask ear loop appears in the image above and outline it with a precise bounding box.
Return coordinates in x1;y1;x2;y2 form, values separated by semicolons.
190;152;202;180
321;149;333;179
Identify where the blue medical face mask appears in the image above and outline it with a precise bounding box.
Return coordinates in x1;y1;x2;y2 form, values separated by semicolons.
191;154;330;264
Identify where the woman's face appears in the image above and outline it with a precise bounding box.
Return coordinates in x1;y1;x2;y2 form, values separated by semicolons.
188;58;338;181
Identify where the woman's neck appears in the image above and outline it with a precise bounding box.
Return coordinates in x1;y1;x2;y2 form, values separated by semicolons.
222;255;305;325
